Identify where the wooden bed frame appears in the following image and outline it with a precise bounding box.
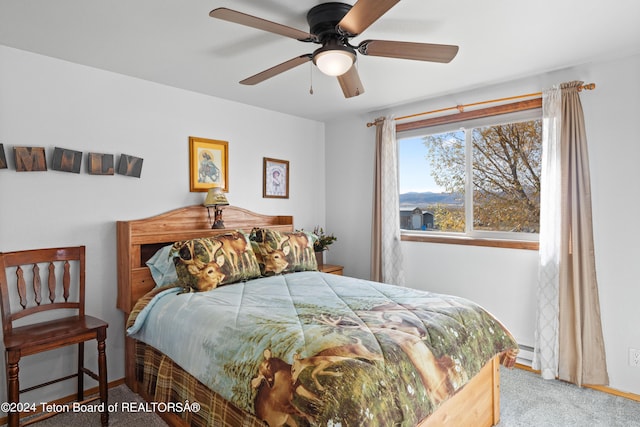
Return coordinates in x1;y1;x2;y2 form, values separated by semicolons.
116;205;501;427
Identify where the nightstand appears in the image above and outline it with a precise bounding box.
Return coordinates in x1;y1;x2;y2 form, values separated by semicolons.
319;264;344;275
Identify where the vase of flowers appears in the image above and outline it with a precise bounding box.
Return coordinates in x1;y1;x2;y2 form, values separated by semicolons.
313;226;337;267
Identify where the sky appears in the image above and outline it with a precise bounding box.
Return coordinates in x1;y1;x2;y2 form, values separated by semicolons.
398;136;444;194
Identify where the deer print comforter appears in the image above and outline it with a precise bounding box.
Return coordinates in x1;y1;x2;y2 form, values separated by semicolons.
127;271;518;427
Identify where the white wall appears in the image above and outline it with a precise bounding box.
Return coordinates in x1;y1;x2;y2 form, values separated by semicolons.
1;42;638;408
0;45;325;407
324;111;375;279
325;53;640;395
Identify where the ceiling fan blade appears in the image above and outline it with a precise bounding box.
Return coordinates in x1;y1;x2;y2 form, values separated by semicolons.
358;40;459;63
210;8;315;42
337;66;365;98
240;55;312;85
338;0;400;36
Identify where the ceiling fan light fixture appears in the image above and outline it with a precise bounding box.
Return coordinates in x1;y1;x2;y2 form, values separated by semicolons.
313;42;355;76
211;3;459;99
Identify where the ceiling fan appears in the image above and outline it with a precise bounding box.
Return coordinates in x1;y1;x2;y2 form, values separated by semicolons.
210;0;459;98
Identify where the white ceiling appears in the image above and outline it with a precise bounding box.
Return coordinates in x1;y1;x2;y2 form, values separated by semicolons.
1;0;639;122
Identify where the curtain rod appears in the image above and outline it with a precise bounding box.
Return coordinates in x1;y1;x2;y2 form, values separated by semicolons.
366;82;596;127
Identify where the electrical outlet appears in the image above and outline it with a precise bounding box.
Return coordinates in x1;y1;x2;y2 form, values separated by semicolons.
630;348;640;367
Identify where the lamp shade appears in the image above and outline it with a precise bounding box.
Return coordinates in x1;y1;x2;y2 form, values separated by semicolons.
313;41;356;77
204;187;229;206
315;50;355;76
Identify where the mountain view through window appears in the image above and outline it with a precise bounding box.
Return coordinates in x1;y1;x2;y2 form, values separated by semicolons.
399;119;542;236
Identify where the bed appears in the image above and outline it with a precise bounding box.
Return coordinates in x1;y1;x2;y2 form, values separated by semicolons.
117;205;518;427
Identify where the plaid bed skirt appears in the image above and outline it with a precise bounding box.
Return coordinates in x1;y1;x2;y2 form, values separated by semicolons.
135;341;265;427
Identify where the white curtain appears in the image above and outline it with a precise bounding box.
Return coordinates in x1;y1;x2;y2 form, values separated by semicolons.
371;116;405;285
533;86;561;379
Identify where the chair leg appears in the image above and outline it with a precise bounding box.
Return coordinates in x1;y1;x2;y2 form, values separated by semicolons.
97;329;108;426
77;341;85;401
5;350;20;427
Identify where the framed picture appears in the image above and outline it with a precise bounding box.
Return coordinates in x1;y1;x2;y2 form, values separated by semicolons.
263;157;289;199
189;137;228;192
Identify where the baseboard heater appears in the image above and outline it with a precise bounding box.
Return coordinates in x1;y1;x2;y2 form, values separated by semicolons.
517;344;534;366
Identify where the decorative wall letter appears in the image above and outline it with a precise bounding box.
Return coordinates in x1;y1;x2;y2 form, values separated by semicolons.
87;153;115;175
14;146;47;172
117;154;143;178
52;147;82;173
0;144;7;169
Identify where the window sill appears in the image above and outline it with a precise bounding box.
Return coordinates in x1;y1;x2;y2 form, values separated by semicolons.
401;233;539;250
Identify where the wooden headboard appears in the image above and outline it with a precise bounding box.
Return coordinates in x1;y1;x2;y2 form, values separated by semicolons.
116;205;294;314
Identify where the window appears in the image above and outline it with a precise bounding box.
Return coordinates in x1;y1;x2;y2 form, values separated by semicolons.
398;107;542;245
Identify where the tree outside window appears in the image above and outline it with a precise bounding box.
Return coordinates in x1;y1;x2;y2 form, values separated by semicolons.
399;118;542;237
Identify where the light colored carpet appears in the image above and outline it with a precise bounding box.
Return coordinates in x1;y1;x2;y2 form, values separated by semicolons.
19;368;640;426
22;384;168;427
500;367;640;426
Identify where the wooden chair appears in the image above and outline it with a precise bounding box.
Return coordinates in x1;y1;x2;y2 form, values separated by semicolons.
0;246;108;427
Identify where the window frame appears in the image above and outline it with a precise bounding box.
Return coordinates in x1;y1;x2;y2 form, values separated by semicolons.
397;99;542;251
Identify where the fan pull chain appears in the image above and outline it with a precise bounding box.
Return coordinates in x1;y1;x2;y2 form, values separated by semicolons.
309;61;314;95
354;61;360;96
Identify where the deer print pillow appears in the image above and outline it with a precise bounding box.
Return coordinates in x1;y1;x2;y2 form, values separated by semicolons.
250;228;318;276
170;231;261;292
